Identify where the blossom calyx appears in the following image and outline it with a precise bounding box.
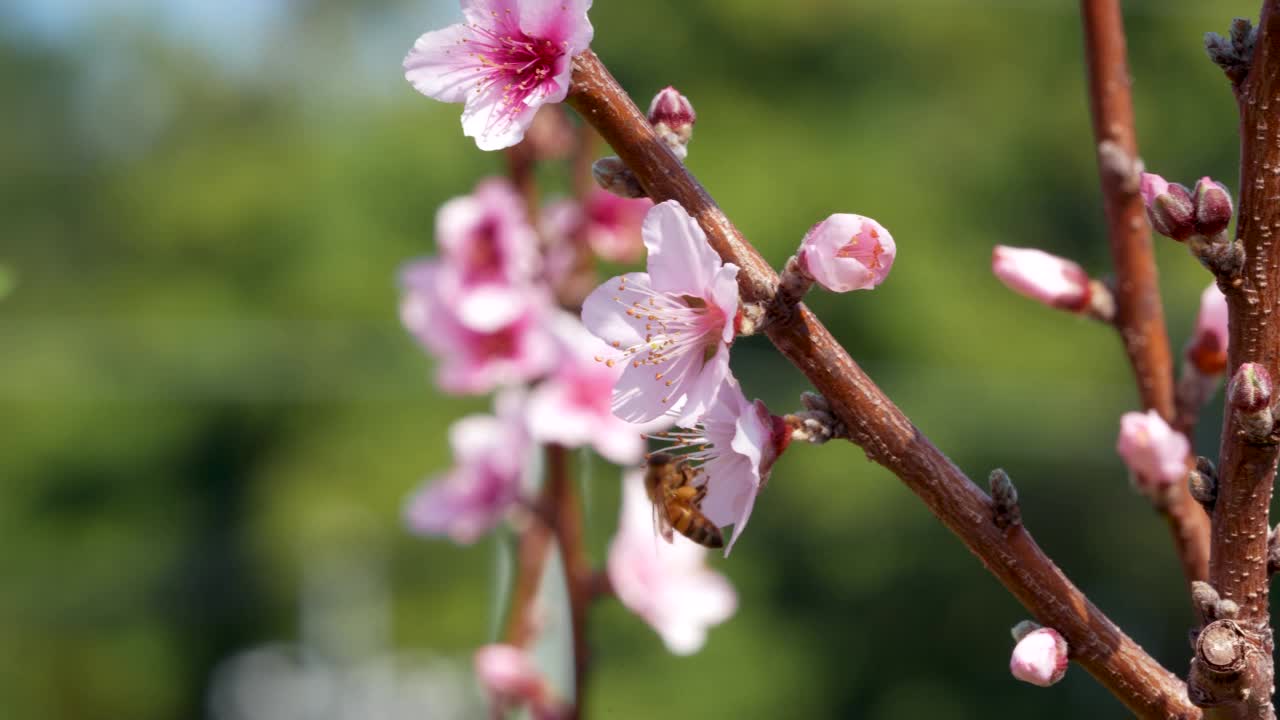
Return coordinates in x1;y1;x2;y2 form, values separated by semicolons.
1140;173;1196;241
1193;177;1234;238
799;214;896;293
648;86;696;158
1229;363;1274;439
1010;626;1069;687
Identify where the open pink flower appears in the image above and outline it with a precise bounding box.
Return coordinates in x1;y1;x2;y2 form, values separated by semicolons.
797;214;896;292
1187;283;1228;375
1116;410;1189;492
433;177;540;332
545;188;653;263
607;471;737;655
1009;627;1069;687
654;378;789;556
582;200;739;426
405;394;530;544
991;245;1092;312
403;0;594;151
400;261;555;394
526;314;672;464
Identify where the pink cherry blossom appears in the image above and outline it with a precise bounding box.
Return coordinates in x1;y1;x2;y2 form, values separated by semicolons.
797;214;896;292
653;378;789;556
405;394;530;544
1116;410;1190;492
474;644;566;719
545;188;653;263
991;245;1091;312
433;177;541;332
526;314;672;464
400;261;555;394
403;0;594;151
1009;627;1069;687
607;471;737;655
581;200;740;426
1187;283;1229;375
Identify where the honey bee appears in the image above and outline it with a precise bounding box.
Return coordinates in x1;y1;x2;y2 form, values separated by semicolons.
643;452;723;549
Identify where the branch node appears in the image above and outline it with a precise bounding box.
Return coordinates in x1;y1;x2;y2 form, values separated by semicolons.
989;469;1021;530
1097;140;1143;194
783;393;846;445
770;255;813;323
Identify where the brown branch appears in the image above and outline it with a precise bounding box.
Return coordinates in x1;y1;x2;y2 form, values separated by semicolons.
566;49;1199;719
1188;3;1280;716
1080;0;1211;587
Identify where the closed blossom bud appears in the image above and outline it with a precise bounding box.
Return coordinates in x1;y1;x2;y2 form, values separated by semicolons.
647;86;696;156
1140;172;1196;241
1117;410;1190;498
991;246;1091;312
1186;284;1228;375
1193;176;1234;237
1229;362;1274;438
1010;627;1069;687
798;214;896;292
592;156;647;199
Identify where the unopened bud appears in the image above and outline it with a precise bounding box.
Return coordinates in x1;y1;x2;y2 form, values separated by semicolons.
1140;172;1196;241
1186;284;1228;375
989;468;1021;530
799;214;896;293
592;156;646;199
647;86;696;158
1188;456;1218;512
1009;627;1069;687
991;246;1091;313
1229;363;1274;438
1193;177;1234;238
1116;410;1190;499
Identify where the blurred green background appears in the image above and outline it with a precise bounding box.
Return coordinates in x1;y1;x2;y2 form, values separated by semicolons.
0;0;1266;717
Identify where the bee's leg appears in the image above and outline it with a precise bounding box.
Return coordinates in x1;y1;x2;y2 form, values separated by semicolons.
690;484;708;504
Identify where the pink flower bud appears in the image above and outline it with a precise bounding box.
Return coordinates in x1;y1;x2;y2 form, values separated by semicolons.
474;644;566;718
1186;284;1228;375
1139;172;1196;241
991;246;1091;312
1116;410;1190;492
798;214;896;292
647;86;696;146
1009;627;1069;687
1193;176;1234;237
1229;363;1272;414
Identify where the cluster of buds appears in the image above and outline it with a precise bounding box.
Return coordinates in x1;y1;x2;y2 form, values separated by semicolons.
1140;173;1242;280
1009;621;1069;687
592;87;697;199
990;246;1115;321
1228;362;1275;441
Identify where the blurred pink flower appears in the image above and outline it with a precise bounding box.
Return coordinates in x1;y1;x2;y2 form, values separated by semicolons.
1116;410;1189;492
526;315;672;464
991;245;1091;312
474;644;566;719
1009;627;1069;687
433;178;541;333
581;200;739;426
1187;283;1228;375
405;394;530;544
403;0;594;151
797;214;896;292
545;188;653;263
654;379;788;556
607;471;737;655
400;261;555;394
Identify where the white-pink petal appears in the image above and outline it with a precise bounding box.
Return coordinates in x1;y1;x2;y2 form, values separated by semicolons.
643;200;723;296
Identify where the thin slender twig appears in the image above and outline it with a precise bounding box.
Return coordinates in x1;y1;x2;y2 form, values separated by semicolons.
566;49;1199;719
1080;0;1211;587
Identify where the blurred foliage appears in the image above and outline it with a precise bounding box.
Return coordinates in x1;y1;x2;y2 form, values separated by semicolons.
0;0;1267;718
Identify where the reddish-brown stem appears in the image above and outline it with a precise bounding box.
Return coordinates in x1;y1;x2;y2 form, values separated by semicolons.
1080;0;1211;586
567;49;1199;719
1188;3;1280;716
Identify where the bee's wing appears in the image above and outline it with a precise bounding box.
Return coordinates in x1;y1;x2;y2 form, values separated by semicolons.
652;502;675;544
